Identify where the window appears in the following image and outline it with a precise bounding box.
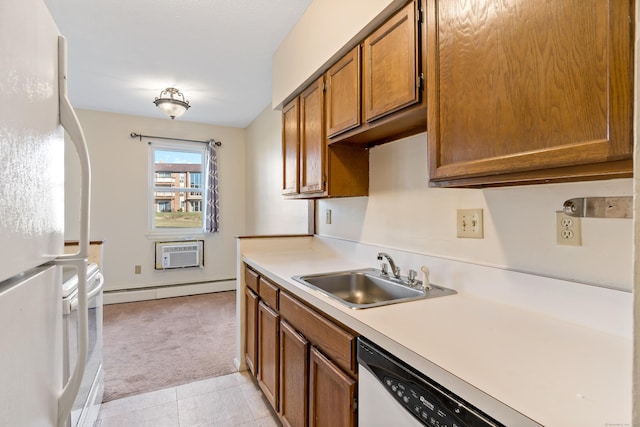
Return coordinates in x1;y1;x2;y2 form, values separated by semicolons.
149;142;207;232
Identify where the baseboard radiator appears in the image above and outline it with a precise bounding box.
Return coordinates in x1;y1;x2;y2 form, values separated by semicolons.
155;240;204;270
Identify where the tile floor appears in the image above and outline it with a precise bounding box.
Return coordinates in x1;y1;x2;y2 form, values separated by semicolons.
95;371;282;427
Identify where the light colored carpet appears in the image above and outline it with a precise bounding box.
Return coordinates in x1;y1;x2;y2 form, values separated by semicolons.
102;291;237;402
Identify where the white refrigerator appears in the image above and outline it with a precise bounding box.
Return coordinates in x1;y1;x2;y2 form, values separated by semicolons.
0;1;93;426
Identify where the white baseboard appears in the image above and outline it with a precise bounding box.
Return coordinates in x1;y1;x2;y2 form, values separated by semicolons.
103;280;236;305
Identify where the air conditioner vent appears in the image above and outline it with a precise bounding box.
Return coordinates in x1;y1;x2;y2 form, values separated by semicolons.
155;240;204;270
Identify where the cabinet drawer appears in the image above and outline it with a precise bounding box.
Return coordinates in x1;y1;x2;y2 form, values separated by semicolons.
279;292;356;375
259;277;279;310
245;265;259;293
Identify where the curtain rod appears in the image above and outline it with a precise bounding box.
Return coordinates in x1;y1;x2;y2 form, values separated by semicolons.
130;132;222;147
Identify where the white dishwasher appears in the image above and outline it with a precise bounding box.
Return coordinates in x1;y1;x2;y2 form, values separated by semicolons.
357;337;505;427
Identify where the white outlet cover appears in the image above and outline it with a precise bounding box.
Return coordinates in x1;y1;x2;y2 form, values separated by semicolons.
556;211;582;246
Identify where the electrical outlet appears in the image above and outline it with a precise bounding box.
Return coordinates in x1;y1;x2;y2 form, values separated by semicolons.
556;211;581;246
325;209;332;225
135;265;142;274
457;209;484;238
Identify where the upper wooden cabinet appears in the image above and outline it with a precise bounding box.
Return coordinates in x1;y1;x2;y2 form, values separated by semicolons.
282;76;369;199
363;0;419;123
323;0;426;146
326;46;361;138
282;98;300;195
427;0;634;187
300;79;326;194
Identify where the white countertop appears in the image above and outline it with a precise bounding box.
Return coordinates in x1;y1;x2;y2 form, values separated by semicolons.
240;241;632;427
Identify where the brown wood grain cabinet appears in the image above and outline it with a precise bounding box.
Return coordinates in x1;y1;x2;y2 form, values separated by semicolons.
244;286;258;376
326;0;426;146
279;320;309;427
300;78;326;194
363;0;420;122
427;0;634;187
282;77;369;199
257;300;280;410
244;266;259;294
244;266;260;376
259;277;280;310
326;46;361;138
282;98;300;196
279;292;356;375
309;347;357;427
243;263;358;427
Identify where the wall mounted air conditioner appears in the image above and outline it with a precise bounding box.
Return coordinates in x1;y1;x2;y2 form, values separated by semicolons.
155;240;204;270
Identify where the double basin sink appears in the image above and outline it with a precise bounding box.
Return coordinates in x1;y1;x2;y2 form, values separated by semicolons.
292;268;456;309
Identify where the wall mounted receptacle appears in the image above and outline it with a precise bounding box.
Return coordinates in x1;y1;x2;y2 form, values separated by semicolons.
457;209;484;238
325;209;332;225
556;211;582;246
134;265;142;274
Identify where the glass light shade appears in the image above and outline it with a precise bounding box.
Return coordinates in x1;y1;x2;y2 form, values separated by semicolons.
153;88;190;119
155;99;188;119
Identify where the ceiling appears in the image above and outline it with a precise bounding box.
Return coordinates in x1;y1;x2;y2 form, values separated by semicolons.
44;0;312;127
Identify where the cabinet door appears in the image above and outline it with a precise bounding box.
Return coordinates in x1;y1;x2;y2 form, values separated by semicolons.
282;98;300;195
427;0;633;186
279;320;309;427
326;46;361;138
244;287;258;377
299;77;325;195
309;347;356;427
363;1;419;123
258;301;280;410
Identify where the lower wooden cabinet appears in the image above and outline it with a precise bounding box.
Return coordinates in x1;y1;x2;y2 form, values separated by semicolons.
279;320;309;427
244;287;258;376
309;347;357;427
257;301;280;410
244;263;358;427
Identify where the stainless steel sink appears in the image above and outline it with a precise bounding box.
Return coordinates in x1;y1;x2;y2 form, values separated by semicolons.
292;268;456;309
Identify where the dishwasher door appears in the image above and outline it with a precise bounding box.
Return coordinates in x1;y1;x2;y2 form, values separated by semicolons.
357;337;504;427
359;366;423;426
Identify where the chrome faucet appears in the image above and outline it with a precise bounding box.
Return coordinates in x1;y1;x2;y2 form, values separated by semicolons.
377;252;401;279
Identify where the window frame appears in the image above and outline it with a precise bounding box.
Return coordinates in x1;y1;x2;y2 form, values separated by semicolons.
147;140;208;237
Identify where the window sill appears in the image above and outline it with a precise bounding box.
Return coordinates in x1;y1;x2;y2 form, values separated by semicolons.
146;230;212;240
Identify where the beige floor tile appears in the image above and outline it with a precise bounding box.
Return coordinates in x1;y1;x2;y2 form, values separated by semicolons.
237;415;282;427
96;372;281;427
98;387;177;419
97;401;179;427
177;373;240;401
177;386;255;426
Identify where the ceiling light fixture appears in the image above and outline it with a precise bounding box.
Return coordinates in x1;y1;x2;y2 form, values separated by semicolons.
153;87;191;119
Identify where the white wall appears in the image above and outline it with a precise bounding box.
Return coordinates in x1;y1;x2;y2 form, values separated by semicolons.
65;109;246;292
245;105;308;235
317;134;633;291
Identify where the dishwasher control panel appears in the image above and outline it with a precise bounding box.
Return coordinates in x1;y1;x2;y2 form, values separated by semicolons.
358;338;504;427
381;374;491;427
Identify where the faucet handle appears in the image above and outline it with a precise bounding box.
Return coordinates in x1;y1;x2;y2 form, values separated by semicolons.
420;266;432;291
408;269;417;282
380;262;389;275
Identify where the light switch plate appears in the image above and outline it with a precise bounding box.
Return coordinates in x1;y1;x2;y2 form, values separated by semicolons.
457;209;484;238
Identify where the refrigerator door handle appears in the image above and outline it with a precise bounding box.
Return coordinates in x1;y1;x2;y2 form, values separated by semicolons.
69;272;104;312
56;35;93;427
